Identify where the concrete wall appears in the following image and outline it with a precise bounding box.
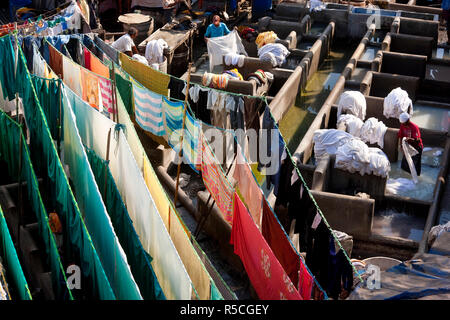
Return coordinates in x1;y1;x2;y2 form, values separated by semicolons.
310;189;375;237
389;33;435;58
365;71;420;100
380;51;427;78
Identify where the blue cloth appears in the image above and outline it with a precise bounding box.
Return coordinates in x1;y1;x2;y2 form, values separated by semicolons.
442;0;450;10
204;23;231;38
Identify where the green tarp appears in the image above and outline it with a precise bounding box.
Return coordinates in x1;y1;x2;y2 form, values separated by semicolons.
0;34;116;300
0;204;32;300
85;146;166;300
0;110;73;300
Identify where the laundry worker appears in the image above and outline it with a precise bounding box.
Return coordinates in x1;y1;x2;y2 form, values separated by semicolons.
204;15;230;42
398;112;423;176
111;27;139;57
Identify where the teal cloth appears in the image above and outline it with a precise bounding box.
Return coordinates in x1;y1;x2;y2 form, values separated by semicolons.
115;72;133;115
1;34;116;300
0;204;32;300
0;37;16;101
85;146;166;300
0;110;73;300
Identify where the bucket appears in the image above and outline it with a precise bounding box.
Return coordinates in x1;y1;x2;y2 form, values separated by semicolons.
171;44;189;77
119;13;154;46
151;56;168;73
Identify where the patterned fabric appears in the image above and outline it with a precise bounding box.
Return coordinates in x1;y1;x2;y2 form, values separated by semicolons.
200;132;234;224
133;82;165;136
80;67;99;109
232;144;263;228
120;52;170;96
230;193;302;300
162;97;199;172
99;77;113;114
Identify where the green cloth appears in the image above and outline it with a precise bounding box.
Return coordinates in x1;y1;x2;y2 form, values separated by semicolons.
0;37;16;101
115;72;133;115
2;34;116;300
31;76;61;140
0;204;32;300
85;146;166;300
0;110;73;300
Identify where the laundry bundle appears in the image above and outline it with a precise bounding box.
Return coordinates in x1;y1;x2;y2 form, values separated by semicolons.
359;117;387;148
202;72;229;89
335;139;390;177
238;26;258;42
255;31;278;49
132;54;149;65
383;87;413;119
337;91;366;120
337;114;364;137
224;53;245;67
145;39;168;64
223;68;244;80
258;43;290;67
313;129;355;161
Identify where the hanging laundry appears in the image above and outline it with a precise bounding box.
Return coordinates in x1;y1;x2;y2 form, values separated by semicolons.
83;46;91;70
62;54;82;97
230;193;302;300
94;35;119;65
199;132;234;224
48;42;63;77
133;82;165;136
120;52;169;96
206;30;248;72
81;68;100;109
262;199;301;288
232;144;263;228
99;77;113;114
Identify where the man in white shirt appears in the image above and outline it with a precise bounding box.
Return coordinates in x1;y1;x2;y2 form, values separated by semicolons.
111;27;139;57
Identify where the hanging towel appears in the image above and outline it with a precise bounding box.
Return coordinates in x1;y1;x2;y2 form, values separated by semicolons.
99;77;113;114
133;82;165;136
230;193;302;300
90;52;110;79
80;68;100;109
63;54;82;97
48;42;63;77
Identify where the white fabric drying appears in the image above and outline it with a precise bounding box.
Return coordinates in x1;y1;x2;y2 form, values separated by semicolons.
181;84;209;104
145;39;168;64
383;87;413;119
207;90;225;110
207;30;247;72
337;91;366;120
337;114;364;137
402;137;419;183
313;129;354;161
224;53;245;67
359;117;387;148
257;43;290;67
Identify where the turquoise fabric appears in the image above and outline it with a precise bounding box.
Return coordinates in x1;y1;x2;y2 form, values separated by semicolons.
1;34;116;300
85;146;166;300
0;204;32;300
61;78;142;300
0;110;73;300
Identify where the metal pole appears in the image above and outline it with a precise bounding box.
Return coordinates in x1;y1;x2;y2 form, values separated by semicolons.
174;62;193;207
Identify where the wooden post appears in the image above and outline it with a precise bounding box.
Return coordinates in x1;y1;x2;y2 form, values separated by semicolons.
174;63;192;207
111;63;119;124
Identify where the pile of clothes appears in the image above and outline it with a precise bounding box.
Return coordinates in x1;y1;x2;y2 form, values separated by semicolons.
144;39;168;65
337;91;366;120
238;26;259;42
383;87;413;119
258;43;290;67
255;31;278;49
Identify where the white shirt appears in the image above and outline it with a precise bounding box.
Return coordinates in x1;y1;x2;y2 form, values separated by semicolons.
111;34;135;53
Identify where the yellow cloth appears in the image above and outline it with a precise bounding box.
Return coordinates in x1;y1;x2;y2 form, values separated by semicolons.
120;52;170;96
255;31;277;49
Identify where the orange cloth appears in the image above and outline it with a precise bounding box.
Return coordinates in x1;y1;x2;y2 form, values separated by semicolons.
90;54;110;79
81;68;100;110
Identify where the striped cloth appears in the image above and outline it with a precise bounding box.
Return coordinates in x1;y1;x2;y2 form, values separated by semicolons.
133;82;165;136
162;96;199;172
200;131;234;224
99;77;113;114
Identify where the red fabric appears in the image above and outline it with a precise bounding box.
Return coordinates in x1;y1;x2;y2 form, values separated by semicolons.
261;199;300;288
398;121;423;149
230;193;302;300
298;258;314;300
48;44;63;77
84;47;91;71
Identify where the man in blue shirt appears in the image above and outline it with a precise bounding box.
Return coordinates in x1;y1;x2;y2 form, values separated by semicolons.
204;15;231;42
443;0;450;45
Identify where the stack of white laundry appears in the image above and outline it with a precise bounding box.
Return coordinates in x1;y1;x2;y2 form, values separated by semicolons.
383;87;413;119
